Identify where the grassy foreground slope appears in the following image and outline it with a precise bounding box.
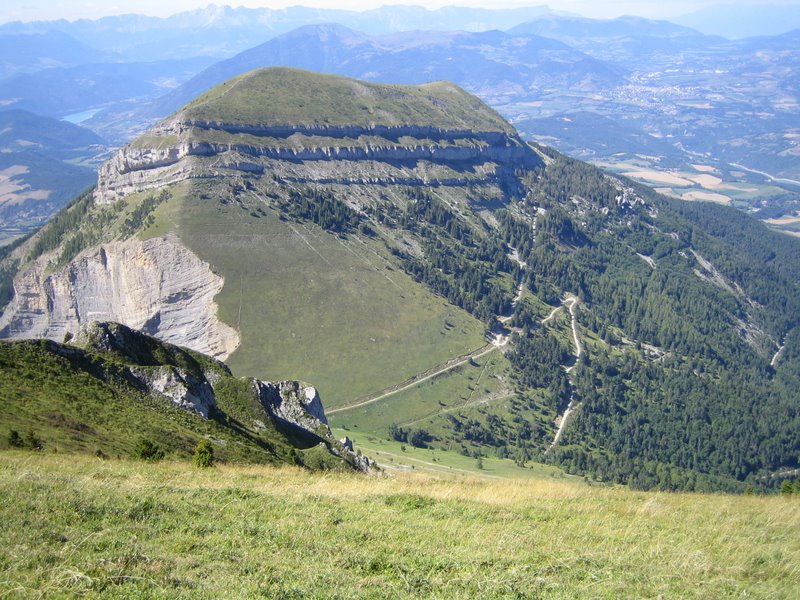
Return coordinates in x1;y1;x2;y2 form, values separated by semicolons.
2;452;798;599
0;324;361;471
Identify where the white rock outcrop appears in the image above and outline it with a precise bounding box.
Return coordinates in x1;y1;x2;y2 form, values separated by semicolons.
254;380;329;435
129;365;217;418
0;236;239;359
252;379;373;472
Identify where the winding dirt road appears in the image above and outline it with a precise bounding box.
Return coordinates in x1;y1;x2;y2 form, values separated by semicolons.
547;294;583;451
327;342;496;415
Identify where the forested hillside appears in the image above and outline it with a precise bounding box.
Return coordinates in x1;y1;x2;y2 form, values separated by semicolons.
2;70;798;492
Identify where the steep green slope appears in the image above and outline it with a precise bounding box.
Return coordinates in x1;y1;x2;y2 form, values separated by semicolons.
505;151;800;491
143;180;486;406
0;322;365;471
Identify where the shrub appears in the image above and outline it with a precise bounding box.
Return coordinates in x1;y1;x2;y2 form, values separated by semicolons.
132;438;164;462
193;440;214;468
286;448;302;466
25;430;43;451
408;428;431;448
388;423;407;443
7;430;23;448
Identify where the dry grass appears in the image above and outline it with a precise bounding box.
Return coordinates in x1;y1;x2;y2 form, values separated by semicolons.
1;451;798;598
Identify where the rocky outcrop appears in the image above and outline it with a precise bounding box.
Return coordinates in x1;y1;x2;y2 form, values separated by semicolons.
128;365;217;418
0;236;239;360
68;321;223;418
101;138;533;175
254;380;329;434
253;379;373;472
94;120;542;204
174;121;517;141
46;320;374;471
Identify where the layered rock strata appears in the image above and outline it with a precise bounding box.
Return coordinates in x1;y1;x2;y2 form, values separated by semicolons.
95;121;542;204
0;236;239;359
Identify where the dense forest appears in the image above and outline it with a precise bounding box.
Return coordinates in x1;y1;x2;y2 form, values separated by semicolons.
510;155;800;491
377;152;800;492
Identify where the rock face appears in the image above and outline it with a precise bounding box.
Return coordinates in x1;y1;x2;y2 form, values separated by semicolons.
252;379;373;471
69;321;226;418
0;236;239;360
94;121;542;205
255;380;329;433
93;68;542;205
129;366;218;417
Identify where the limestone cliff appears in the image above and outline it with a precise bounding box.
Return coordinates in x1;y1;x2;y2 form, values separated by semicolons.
0;236;239;360
93;67;542;204
94;121;541;205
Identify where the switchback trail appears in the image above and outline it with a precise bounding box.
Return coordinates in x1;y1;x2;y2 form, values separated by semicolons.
771;338;787;368
498;282;525;325
547;294;582;451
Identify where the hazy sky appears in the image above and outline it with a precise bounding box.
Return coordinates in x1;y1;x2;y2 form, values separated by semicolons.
3;1;799;23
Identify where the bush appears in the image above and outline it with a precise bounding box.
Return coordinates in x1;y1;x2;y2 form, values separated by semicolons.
132;438;164;462
7;430;23;448
388;423;407;443
193;440;214;468
25;430;43;451
408;428;430;449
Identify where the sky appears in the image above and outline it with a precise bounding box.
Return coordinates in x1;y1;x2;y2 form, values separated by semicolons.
2;0;799;24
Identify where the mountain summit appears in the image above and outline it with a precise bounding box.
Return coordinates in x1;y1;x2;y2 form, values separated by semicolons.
2;68;541;391
96;67;538;205
2;68;799;492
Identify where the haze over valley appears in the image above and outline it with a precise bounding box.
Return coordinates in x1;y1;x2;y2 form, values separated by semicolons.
2;3;799;242
1;3;800;597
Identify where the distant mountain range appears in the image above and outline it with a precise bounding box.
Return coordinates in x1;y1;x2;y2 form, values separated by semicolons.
1;6;799;238
0;4;559;62
0;57;214;120
0;30;113;78
0;111;106;245
150;24;626;118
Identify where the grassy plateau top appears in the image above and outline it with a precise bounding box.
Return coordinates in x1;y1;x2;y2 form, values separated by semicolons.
177;67;515;133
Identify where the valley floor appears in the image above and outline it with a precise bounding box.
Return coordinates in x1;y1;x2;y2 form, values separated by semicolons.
1;452;798;598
